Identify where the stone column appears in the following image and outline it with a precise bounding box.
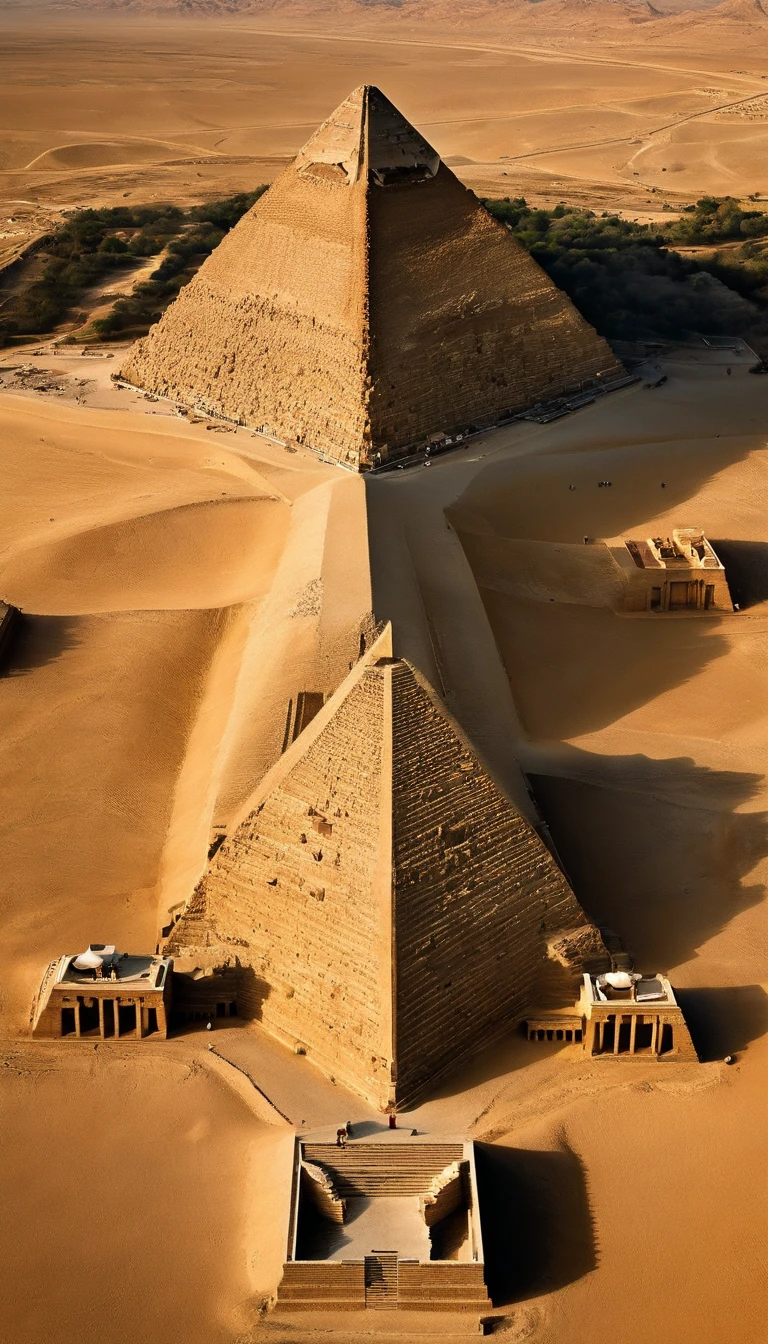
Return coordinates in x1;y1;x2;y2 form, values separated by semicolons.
98;998;105;1040
629;1014;638;1055
136;1000;144;1039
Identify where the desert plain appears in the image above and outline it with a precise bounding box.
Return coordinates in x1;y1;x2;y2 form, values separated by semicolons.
0;3;767;1343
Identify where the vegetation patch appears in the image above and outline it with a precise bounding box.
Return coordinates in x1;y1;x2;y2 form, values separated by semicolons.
0;190;267;344
2;191;768;353
482;196;768;351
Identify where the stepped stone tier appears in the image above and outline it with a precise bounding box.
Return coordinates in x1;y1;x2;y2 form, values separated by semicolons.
120;86;622;469
168;628;608;1107
280;1139;490;1313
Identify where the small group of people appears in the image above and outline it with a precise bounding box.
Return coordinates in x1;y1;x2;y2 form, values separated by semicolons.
335;1121;354;1148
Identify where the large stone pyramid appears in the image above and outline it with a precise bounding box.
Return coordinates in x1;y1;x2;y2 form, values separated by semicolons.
168;632;607;1107
121;86;621;469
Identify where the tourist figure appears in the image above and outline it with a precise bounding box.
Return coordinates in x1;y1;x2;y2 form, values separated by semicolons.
336;1127;348;1148
388;1113;397;1130
345;1121;353;1139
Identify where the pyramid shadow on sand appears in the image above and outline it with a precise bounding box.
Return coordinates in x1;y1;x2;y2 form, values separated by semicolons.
710;539;768;609
531;758;767;1044
475;1139;596;1305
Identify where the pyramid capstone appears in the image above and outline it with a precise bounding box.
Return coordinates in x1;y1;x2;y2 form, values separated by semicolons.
120;86;622;469
167;631;608;1107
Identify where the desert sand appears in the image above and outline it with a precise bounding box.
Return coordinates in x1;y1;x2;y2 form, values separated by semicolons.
3;1;768;266
1;5;767;1343
2;340;766;1344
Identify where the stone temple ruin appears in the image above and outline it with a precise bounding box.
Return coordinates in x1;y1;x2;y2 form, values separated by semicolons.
527;971;698;1060
32;945;173;1040
119;85;622;469
608;528;733;614
166;628;610;1108
279;1138;490;1313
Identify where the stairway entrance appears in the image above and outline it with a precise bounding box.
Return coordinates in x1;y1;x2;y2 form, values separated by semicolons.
364;1252;398;1309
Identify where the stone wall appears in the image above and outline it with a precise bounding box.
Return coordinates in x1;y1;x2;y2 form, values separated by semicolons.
390;661;603;1103
167;661;394;1106
367;165;621;453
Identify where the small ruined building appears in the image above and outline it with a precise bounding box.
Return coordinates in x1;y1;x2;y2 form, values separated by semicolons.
167;628;609;1109
32;945;173;1040
527;971;698;1060
608;529;733;613
278;1139;490;1314
120;85;621;470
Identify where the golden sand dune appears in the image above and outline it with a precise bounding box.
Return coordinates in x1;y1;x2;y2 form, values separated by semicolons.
24;138;209;172
2;496;291;613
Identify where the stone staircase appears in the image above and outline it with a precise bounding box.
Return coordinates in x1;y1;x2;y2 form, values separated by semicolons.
364;1252;399;1309
301;1143;465;1197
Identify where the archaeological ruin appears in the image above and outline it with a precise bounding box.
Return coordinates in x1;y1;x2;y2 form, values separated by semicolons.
526;971;698;1060
32;945;173;1040
119;85;622;469
166;627;610;1109
278;1138;490;1313
607;528;733;613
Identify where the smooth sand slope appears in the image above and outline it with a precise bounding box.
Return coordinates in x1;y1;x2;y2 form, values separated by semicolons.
0;395;371;1032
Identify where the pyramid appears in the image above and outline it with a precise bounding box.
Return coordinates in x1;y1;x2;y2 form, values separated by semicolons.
168;632;608;1107
121;86;622;470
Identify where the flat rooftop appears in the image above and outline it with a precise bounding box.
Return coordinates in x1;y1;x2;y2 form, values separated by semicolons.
584;972;676;1007
622;529;724;573
57;949;170;990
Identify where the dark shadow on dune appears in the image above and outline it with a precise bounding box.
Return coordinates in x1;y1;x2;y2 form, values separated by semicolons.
482;595;730;739
475;1139;597;1305
531;757;767;975
1;613;82;675
711;540;768;610
675;985;768;1061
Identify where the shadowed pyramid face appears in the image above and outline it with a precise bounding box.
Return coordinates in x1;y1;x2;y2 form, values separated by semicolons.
120;84;620;469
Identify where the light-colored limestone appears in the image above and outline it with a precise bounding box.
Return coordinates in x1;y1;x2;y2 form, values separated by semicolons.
120;86;621;470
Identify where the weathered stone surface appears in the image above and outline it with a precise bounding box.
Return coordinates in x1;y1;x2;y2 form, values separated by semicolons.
121;86;622;470
168;638;607;1107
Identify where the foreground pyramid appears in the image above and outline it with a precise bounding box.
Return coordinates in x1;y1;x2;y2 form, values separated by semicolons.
168;632;607;1107
121;86;621;469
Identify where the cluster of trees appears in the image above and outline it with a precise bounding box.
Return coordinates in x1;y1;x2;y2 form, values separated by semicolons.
0;191;266;342
482;196;768;348
2;187;768;352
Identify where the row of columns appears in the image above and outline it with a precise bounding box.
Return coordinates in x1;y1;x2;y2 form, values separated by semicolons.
592;1013;670;1055
70;996;162;1039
